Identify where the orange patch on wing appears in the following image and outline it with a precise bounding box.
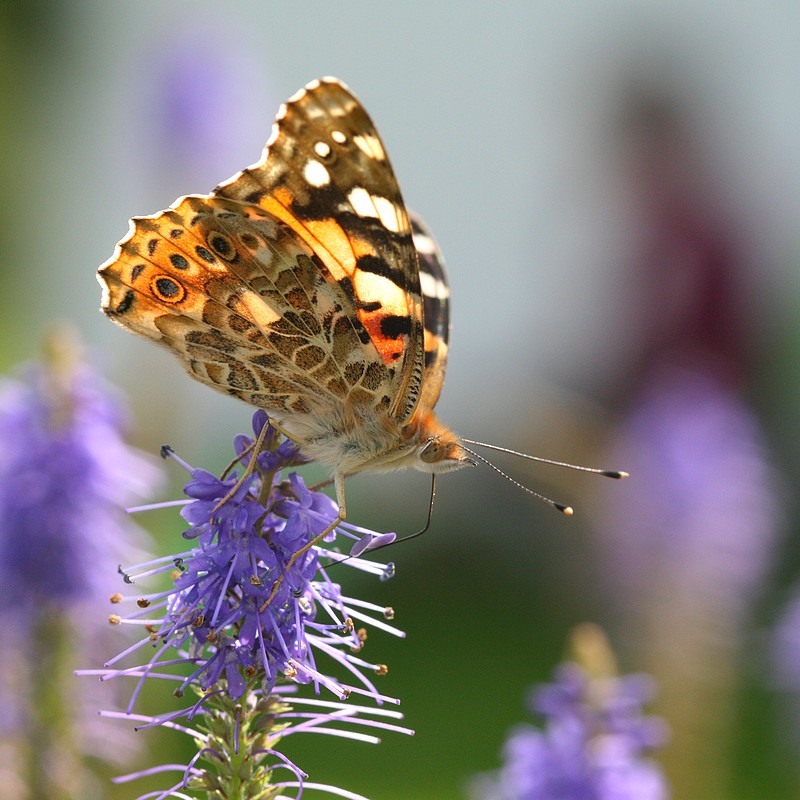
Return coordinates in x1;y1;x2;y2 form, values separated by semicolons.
352;263;410;364
361;312;405;363
260;191;355;280
305;218;356;276
424;331;444;354
350;234;380;260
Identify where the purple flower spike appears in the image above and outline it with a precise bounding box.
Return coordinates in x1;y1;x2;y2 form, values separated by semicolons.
87;412;410;799
0;336;158;610
0;331;159;795
471;627;669;800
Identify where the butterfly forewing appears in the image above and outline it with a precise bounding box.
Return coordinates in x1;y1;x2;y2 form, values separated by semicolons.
213;77;425;425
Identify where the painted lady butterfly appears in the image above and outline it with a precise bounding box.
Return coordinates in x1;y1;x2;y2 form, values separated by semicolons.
98;77;477;543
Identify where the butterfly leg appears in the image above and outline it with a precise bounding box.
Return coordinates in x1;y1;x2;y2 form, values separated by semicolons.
211;421;271;514
260;474;347;611
212;415;303;513
219;416;300;480
220;438;258;480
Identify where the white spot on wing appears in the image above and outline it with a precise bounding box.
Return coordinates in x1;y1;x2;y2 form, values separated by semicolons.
412;232;436;255
347;189;403;233
287;85;310;104
314;141;331;158
303;159;330;187
348;187;378;219
353;133;386;161
373;195;402;233
419;270;449;300
262;119;280;150
331;130;347;144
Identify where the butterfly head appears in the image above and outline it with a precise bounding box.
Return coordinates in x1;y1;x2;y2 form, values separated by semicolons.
409;411;476;474
418;436;476;473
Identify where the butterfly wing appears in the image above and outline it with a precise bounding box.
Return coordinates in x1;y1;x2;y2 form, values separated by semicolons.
100;194;409;416
212;77;425;425
410;213;451;412
98;77;426;428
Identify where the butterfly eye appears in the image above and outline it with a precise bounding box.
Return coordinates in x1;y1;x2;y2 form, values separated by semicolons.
207;231;237;262
419;438;444;464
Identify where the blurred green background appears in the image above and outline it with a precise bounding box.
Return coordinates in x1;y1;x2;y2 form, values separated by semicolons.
3;2;800;798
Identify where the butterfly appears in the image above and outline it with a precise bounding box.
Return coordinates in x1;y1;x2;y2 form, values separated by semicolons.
98;77;478;550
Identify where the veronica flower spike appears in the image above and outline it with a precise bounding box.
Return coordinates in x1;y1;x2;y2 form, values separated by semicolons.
85;409;411;799
0;329;159;797
471;624;670;800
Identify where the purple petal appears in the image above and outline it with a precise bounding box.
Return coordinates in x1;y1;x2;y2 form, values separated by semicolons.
350;533;397;557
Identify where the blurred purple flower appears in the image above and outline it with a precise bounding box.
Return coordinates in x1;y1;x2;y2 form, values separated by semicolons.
588;85;784;797
88;410;410;799
769;588;800;747
471;640;668;800
773;591;800;694
147;23;275;186
596;361;782;798
0;338;157;612
599;363;780;609
0;331;159;795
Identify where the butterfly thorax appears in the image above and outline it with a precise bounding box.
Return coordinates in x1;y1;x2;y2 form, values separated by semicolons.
281;404;471;478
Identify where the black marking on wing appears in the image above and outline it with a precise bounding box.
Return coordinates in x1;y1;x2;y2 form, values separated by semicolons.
356;254;415;295
380;315;413;338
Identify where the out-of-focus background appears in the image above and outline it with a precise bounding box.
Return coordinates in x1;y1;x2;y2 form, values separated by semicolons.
3;2;800;798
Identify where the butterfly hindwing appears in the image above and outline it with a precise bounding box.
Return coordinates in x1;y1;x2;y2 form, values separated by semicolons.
99;194;398;416
410;213;451;412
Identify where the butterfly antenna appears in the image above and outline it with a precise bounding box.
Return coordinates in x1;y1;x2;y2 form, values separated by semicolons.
390;474;437;545
459;444;574;515
460;438;628;480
